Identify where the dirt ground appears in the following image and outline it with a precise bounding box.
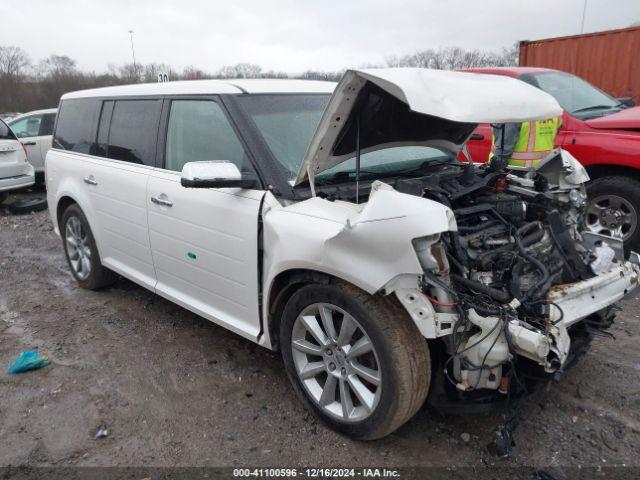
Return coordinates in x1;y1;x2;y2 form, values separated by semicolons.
1;188;639;474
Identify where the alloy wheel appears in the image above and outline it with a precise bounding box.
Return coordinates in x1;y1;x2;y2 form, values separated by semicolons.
65;216;92;280
291;302;382;423
585;194;637;241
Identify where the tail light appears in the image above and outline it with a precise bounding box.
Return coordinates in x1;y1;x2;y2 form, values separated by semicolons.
21;142;28;160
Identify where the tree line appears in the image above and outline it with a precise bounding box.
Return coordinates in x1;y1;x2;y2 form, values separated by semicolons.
0;43;518;113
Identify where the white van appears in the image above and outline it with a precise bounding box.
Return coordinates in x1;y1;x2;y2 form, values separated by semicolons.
0;118;35;203
46;69;639;439
8;108;57;184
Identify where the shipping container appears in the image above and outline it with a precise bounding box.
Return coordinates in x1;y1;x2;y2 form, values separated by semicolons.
519;26;640;104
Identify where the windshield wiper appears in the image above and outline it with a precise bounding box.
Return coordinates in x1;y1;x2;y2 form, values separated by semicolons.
572;104;619;114
314;158;453;185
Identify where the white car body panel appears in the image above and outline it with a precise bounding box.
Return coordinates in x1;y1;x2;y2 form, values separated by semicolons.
260;181;457;346
147;168;264;341
61;79;335;100
86;159;157;290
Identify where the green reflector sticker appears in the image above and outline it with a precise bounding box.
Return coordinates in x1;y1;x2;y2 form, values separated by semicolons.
187;252;197;260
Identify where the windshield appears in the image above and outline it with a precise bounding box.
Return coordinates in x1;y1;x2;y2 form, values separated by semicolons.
520;71;621;119
236;94;330;181
315;146;452;184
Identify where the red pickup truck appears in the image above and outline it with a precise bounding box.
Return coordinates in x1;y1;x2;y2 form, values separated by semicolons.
461;67;640;251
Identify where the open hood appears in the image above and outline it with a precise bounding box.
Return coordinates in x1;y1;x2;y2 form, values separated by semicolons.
294;68;563;187
585;106;640;130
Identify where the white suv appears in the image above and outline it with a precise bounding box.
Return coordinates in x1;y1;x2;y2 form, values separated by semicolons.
47;69;639;439
8;108;57;184
0;118;35;203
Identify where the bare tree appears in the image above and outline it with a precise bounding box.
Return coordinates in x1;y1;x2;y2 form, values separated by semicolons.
182;65;209;80
0;46;30;78
38;55;77;79
118;62;144;83
218;63;262;79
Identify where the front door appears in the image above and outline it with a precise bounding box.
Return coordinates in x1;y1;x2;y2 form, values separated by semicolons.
148;98;264;340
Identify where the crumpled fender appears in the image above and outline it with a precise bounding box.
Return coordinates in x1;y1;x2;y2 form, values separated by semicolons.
261;181;456;347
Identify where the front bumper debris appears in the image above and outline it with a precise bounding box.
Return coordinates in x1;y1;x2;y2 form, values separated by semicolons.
507;259;639;372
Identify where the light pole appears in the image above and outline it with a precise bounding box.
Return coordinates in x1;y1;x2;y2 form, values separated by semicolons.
580;0;588;34
128;30;137;71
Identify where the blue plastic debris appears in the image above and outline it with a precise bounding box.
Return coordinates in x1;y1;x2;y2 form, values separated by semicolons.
7;351;50;374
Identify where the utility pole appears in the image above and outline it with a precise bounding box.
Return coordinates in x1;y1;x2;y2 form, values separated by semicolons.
580;0;588;34
128;30;137;74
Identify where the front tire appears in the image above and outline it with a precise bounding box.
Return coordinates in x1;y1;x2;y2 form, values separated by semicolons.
280;281;431;440
586;176;640;253
60;204;116;290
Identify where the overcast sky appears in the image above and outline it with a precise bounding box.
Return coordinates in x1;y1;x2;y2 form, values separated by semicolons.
3;0;640;73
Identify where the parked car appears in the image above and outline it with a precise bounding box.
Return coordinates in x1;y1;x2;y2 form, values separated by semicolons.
460;67;640;251
8;108;57;184
46;70;639;439
0;118;35;204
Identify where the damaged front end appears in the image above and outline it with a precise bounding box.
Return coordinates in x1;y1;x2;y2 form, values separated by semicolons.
288;68;640;405
408;151;639;402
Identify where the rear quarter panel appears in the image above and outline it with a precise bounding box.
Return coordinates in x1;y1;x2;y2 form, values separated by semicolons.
46;149;102;253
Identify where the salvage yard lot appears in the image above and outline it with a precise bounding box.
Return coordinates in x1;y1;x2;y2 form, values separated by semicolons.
1;190;639;469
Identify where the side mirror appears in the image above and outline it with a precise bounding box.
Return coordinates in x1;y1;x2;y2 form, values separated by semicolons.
180;161;258;189
617;97;635;108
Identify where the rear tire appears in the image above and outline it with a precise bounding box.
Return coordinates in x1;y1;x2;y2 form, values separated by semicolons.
60;204;116;290
280;281;431;440
586;176;640;253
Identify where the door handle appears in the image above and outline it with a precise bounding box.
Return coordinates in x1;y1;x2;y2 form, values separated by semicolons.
150;195;173;207
83;176;98;186
22;141;37;146
470;134;485;141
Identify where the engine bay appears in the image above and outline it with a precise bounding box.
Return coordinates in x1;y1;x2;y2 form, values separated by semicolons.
394;153;628;396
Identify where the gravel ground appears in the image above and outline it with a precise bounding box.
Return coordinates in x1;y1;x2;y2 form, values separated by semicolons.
1;189;639;474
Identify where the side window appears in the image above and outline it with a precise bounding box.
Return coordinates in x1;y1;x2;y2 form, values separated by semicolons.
53;99;100;153
107;100;161;166
10;115;42;138
38;113;56;137
164;99;249;173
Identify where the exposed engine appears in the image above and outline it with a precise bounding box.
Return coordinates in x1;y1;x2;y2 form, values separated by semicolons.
395;151;623;397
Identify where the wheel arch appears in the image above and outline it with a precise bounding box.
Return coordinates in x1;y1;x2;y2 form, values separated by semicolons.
584;164;640;181
265;268;336;351
56;195;77;231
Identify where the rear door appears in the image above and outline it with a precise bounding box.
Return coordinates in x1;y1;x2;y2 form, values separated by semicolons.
147;97;264;340
86;99;161;290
